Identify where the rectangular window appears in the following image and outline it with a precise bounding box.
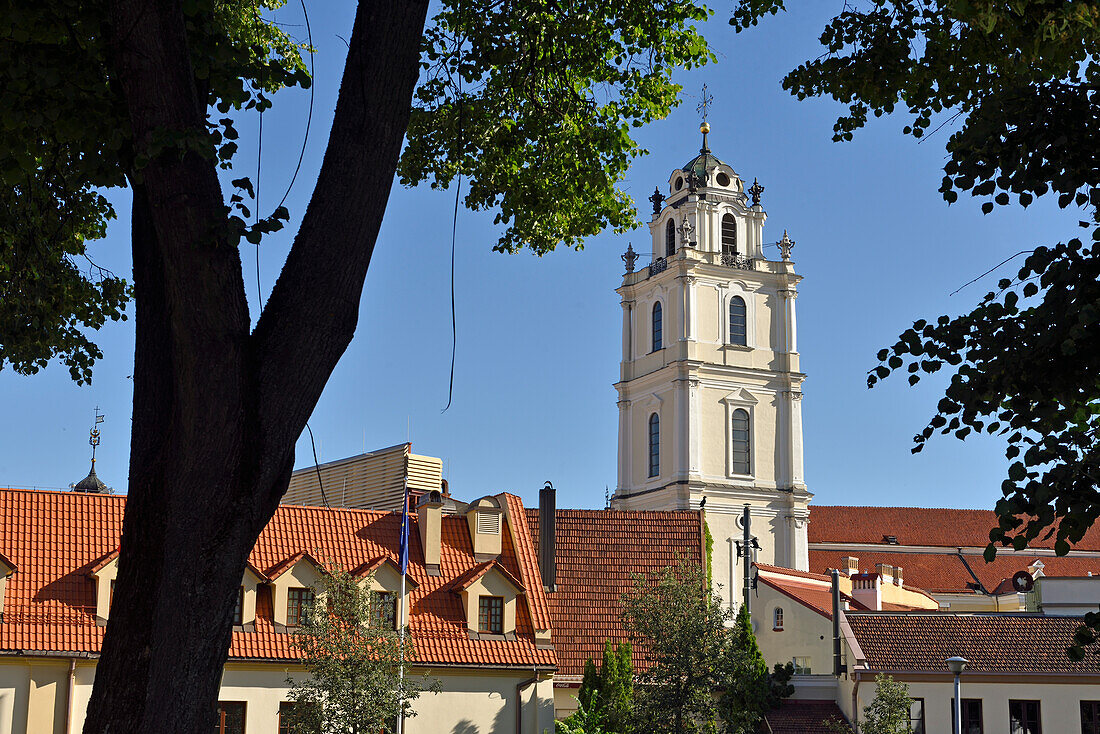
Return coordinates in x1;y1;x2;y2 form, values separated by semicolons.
375;591;397;631
478;595;504;634
951;699;983;734
1083;701;1100;734
232;586;243;626
909;698;925;734
287;587;315;627
1010;700;1041;734
792;656;811;675
279;702;320;734
214;701;245;734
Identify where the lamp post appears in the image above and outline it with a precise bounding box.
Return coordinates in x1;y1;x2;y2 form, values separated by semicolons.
947;656;968;734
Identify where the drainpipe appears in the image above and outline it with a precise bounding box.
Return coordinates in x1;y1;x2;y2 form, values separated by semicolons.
64;658;76;734
851;670;861;734
516;672;539;734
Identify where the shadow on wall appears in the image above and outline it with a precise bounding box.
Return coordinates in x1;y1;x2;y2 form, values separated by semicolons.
448;696;514;734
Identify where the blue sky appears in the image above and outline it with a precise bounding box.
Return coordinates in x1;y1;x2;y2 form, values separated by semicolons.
0;4;1077;514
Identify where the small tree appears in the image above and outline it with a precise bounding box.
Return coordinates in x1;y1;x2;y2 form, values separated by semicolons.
284;569;437;734
826;674;911;734
562;641;634;734
600;641;634;734
718;606;793;734
622;558;729;734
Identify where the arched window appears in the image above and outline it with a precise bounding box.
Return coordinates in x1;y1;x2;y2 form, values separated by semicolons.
651;302;663;352
731;409;751;475
773;607;784;631
648;413;660;478
665;219;676;256
729;296;747;346
721;213;737;256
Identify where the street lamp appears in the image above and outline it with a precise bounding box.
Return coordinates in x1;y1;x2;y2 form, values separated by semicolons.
947;657;968;734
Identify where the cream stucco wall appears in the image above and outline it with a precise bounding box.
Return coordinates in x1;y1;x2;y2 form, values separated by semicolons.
838;670;1100;734
753;583;835;675
0;657;556;734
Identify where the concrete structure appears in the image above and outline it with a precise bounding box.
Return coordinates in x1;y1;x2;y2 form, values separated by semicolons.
612;124;810;615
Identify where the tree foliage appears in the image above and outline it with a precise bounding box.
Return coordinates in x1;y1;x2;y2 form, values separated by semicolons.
622;559;728;734
561;641;635;734
0;0;308;383
826;673;910;734
283;568;437;734
729;1;1100;636
719;605;794;734
399;0;714;254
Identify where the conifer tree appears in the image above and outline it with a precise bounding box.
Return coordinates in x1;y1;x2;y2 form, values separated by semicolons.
600;641;634;734
578;658;602;713
718;605;794;734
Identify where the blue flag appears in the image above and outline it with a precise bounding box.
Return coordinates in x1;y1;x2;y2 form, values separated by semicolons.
398;477;410;575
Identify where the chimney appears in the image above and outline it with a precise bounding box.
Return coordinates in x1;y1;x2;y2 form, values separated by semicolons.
851;572;882;611
894;566;903;587
417;491;444;576
539;482;557;592
466;496;503;560
831;569;845;676
843;556;859;576
875;563;894;584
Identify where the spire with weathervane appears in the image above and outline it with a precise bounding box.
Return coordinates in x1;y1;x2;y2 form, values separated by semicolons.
72;408;111;494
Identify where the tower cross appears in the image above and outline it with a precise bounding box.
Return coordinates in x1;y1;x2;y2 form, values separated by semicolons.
696;83;714;122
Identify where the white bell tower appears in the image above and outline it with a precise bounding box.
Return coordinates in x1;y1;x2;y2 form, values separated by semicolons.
612;123;811;610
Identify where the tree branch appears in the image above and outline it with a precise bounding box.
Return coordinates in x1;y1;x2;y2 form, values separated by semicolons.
251;0;430;504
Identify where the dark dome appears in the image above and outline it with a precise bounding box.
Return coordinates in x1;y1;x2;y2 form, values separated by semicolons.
73;462;110;494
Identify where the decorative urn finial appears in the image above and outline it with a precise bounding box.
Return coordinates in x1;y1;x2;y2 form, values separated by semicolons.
649;186;665;215
749;178;765;207
779;230;795;261
622;243;638;274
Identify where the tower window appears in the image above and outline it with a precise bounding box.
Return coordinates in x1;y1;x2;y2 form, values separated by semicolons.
729;296;747;346
651;302;663;352
732;409;751;475
773;607;784;631
648;413;660;478
721;213;737;257
665;219;676;256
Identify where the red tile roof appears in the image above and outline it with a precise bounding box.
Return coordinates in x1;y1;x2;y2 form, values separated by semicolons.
449;559;525;593
846;612;1100;673
526;508;703;678
765;700;853;733
810;549;1100;595
809;506;1100;550
755;571;866;619
0;487;554;670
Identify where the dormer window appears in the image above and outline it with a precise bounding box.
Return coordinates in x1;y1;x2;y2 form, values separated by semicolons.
374;591;398;630
232;587;243;626
665;219;676;256
287;587;314;627
478;596;504;634
466;496;504;559
454;560;524;639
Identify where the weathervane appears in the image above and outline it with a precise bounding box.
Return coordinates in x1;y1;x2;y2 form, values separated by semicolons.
696;83;714;153
89;407;104;462
696;83;714;123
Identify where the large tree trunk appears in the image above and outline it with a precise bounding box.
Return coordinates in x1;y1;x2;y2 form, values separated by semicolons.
83;2;429;732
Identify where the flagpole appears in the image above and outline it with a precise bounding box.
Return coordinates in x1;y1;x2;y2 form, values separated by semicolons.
396;444;411;734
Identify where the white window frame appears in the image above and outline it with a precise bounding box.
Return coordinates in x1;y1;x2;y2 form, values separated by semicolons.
719;283;757;349
722;389;757;479
773;606;784;631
